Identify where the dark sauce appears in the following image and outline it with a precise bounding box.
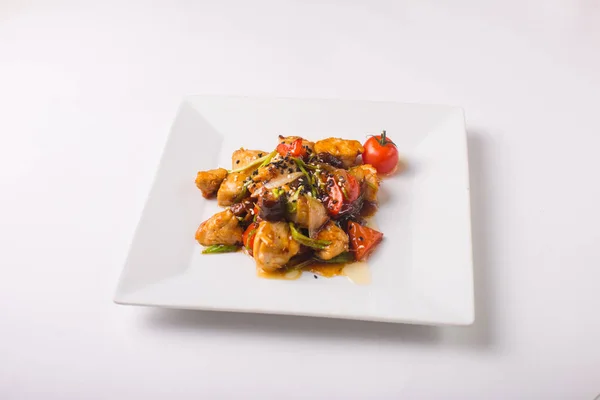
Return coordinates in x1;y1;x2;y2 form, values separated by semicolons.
360;201;378;217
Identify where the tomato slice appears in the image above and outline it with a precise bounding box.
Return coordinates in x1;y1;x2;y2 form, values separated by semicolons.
276;138;307;158
344;174;360;202
242;222;259;255
347;221;383;261
324;175;344;216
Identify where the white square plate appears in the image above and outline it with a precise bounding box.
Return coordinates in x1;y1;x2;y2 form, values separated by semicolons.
114;96;474;325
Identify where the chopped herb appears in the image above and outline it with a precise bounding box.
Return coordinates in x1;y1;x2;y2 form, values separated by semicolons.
272;188;285;198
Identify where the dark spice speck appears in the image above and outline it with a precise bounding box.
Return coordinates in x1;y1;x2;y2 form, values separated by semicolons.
236;160;240;164
314;275;318;279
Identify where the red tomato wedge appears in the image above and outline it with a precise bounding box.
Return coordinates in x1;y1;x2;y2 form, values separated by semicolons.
276;138;307;158
324;175;344;216
347;221;383;261
344;174;360;202
242;222;259;255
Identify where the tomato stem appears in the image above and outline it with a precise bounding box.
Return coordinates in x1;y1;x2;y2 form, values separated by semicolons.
377;130;396;147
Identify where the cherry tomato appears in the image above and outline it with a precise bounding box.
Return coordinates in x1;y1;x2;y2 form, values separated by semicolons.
242;222;259;254
347;221;383;261
276;138;307;158
343;174;360;203
252;205;261;222
324;175;344;216
362;130;399;174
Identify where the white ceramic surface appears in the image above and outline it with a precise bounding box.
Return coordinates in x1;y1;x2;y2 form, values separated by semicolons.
114;96;473;325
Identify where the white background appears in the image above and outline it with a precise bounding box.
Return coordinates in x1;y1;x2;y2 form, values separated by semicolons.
1;1;599;398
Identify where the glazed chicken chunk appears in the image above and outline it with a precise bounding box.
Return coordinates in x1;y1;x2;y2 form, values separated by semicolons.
314;137;364;168
287;195;328;230
232;148;267;169
349;164;380;203
217;148;267;206
195;209;243;246
217;171;251;207
195;168;228;198
253;221;300;271
314;221;349;260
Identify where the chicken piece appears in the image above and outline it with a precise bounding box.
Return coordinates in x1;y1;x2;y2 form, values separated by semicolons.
287;195;328;230
349;164;380;203
253;221;300;272
195;209;243;246
232;148;267;169
195;168;228;198
251;156;290;183
217;171;251;206
247;156;303;197
314;221;349;260
314;138;364;168
278;135;315;154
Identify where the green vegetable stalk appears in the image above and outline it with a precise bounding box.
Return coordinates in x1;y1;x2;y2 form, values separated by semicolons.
289;223;331;250
315;252;355;264
294;159;318;197
228;150;277;174
202;244;240;254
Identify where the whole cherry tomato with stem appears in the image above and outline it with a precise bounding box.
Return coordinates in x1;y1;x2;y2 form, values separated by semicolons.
362;130;399;175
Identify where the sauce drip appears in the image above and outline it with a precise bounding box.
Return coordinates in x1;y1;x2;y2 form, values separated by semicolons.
257;260;371;285
360;201;378;217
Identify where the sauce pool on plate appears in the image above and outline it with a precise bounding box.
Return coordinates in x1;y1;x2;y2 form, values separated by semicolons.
257;259;371;285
